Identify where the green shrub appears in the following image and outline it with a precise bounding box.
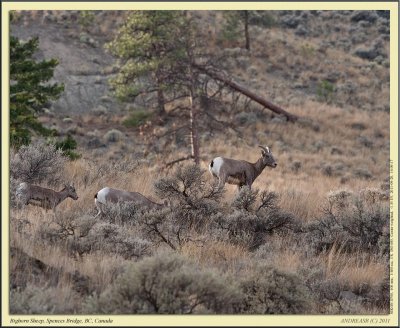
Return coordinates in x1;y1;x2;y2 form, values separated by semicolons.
250;11;276;27
78;11;95;31
83;252;242;314
122;110;151;128
54;134;80;160
317;80;335;103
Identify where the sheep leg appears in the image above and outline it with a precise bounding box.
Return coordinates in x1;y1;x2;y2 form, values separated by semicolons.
217;175;227;191
245;177;253;190
94;208;102;218
94;202;104;218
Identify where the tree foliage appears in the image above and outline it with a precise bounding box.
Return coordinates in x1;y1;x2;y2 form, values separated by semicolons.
106;11;192;114
10;35;64;148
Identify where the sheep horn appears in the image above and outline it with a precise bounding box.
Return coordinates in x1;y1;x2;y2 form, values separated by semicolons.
258;145;270;153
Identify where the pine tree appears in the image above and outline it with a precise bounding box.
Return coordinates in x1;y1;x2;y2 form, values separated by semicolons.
107;11;201;163
107;11;191;116
10;35;64;148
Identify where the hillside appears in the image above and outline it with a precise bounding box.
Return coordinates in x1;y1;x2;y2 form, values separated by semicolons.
9;10;391;316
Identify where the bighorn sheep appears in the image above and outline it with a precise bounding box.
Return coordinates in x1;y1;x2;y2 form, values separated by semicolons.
16;182;79;210
209;145;277;190
94;187;164;218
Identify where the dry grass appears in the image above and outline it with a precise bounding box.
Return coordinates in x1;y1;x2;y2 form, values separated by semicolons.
181;240;249;274
324;245;387;291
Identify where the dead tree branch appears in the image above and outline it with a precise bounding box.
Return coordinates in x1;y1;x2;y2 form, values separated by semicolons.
165;155;195;168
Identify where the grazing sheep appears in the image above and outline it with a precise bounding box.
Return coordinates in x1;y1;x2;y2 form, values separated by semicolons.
94;187;164;218
209;145;277;190
16;182;79;210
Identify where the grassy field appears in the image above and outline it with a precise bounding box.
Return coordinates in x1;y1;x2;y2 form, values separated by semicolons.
9;10;391;315
10;99;390;315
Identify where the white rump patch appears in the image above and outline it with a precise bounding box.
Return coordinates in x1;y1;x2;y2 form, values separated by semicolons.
96;187;110;204
210;157;224;176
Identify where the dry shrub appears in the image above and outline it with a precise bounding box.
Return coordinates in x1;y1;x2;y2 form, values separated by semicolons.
98;201;140;225
10;285;81;314
67;222;152;259
35;211;151;260
80;157;139;187
137;164;224;250
215;188;299;250
83;252;242;314
154;164;223;219
10;142;68;208
240;264;313;314
306;188;389;253
10;141;67;186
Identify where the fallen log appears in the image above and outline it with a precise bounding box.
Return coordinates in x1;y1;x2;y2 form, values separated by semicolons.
194;63;298;122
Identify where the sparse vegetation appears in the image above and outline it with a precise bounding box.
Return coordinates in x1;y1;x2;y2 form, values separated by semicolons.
122;110;151;128
317;80;335;103
8;9;391;317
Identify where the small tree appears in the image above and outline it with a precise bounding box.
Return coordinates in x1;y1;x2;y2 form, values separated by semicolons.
221;11;276;50
10;35;64;148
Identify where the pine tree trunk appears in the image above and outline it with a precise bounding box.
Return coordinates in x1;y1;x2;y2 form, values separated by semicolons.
189;88;200;165
156;70;166;116
244;11;250;51
157;87;166;116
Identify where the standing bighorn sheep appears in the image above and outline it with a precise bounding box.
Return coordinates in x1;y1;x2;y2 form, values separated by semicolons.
209;145;277;190
94;187;164;218
16;182;79;210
